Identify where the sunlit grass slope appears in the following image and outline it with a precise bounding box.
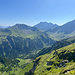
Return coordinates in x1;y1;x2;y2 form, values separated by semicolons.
34;43;75;75
0;58;33;75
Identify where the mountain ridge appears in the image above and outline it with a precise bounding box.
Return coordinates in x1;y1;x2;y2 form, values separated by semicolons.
46;20;75;34
45;20;75;40
0;24;55;58
34;22;58;30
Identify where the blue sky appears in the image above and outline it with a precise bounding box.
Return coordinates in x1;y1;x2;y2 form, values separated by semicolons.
0;0;75;26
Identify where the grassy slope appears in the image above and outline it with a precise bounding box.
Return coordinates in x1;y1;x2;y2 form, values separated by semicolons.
0;58;33;75
4;63;33;75
0;29;10;44
0;26;40;44
17;63;33;75
34;43;75;75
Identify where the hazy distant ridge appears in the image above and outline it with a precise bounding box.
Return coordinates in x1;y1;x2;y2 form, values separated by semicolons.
34;22;58;30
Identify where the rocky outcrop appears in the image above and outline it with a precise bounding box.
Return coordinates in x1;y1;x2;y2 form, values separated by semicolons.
58;60;69;67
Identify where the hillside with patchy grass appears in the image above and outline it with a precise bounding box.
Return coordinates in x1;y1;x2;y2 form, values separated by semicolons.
0;56;33;75
27;43;75;75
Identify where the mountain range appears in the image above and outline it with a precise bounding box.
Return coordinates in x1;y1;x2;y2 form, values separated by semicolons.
0;20;75;58
34;20;75;40
46;20;75;34
1;20;75;75
0;24;54;58
44;20;75;40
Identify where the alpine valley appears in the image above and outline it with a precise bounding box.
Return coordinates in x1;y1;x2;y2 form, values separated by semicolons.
0;20;75;75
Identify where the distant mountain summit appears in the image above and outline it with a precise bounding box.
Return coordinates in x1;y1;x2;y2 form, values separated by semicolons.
34;22;58;30
13;24;38;31
8;24;39;35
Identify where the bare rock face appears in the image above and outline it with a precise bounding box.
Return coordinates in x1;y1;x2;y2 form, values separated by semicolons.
58;60;69;67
